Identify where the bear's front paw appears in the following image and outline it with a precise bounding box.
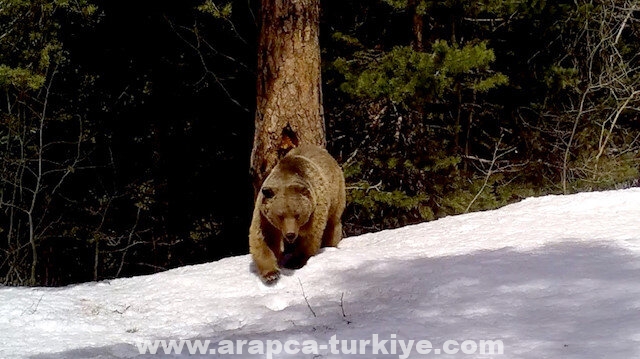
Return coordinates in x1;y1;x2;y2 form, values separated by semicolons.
261;269;281;285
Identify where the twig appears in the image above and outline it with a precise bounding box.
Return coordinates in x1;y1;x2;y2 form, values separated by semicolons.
113;305;131;315
298;278;316;317
116;207;142;277
166;17;249;112
465;135;506;213
21;294;44;315
595;90;640;163
345;180;382;191
563;87;592;194
614;3;637;45
340;292;351;324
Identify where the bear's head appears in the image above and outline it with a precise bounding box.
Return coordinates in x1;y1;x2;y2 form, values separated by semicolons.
260;179;314;243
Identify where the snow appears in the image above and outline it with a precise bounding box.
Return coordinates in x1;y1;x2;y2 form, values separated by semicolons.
1;188;639;358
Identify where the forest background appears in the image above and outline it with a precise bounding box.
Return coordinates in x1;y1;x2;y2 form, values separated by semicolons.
1;0;639;286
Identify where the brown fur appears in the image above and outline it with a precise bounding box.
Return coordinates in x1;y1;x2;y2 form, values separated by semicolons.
249;145;346;284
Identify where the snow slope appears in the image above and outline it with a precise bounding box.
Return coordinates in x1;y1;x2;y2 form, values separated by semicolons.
1;189;639;358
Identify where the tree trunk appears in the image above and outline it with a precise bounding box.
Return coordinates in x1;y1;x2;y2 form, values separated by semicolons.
409;0;424;51
250;0;326;195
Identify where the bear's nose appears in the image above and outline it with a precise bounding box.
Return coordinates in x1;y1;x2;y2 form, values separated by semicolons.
285;232;297;242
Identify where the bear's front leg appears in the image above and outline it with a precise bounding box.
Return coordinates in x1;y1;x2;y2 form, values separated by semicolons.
251;245;280;284
249;233;281;284
322;216;343;247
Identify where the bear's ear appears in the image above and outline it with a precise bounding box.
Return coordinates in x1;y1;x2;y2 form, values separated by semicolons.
261;187;275;199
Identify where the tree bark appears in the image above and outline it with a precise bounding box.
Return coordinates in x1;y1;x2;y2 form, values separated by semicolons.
409;0;424;51
250;0;326;195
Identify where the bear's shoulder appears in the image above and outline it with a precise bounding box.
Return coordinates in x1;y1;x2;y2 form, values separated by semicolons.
275;145;326;178
287;144;327;157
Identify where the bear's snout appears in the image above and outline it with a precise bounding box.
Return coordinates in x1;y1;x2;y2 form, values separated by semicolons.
284;231;297;243
283;217;299;243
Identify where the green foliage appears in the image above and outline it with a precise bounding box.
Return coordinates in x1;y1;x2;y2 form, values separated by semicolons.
189;216;222;241
343;159;432;229
437;175;539;215
197;0;233;19
381;0;524;17
0;65;46;90
0;0;97;89
474;73;509;92
380;0;408;9
329;7;513;231
545;66;579;91
562;126;640;193
327;0;639;233
575;155;639;192
348;182;428;215
425;155;462;172
334;41;507;105
332;32;363;48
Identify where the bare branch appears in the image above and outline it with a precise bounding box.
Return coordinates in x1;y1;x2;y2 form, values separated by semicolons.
298;278;317;318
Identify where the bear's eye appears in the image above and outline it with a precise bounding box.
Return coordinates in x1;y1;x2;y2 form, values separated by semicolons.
261;187;275;199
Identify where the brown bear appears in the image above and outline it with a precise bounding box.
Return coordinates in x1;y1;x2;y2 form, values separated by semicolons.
249;144;346;284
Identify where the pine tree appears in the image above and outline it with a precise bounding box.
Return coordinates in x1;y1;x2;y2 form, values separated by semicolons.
250;0;326;195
